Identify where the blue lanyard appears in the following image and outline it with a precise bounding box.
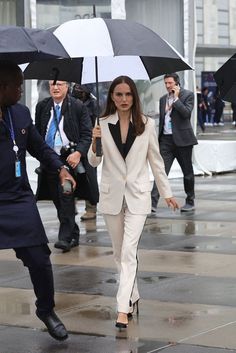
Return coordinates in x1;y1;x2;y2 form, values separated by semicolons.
5;108;19;158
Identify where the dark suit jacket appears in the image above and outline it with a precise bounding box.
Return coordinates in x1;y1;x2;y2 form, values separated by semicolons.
35;95;92;156
159;88;198;147
0;103;63;249
35;95;99;204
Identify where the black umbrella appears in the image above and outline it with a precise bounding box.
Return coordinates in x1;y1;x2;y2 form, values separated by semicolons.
0;25;69;64
214;53;236;103
24;58;83;83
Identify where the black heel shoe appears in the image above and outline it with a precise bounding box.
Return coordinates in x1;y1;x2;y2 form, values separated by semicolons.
128;299;139;319
115;321;128;329
115;313;128;329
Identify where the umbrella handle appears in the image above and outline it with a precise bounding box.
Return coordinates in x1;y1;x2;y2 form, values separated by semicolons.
52;67;59;84
95;115;102;156
96;137;102;157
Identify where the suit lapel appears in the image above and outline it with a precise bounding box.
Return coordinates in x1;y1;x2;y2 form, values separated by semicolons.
42;98;53;136
108;113;136;159
108;120;124;157
159;96;166;134
124;122;135;158
160;95;167;117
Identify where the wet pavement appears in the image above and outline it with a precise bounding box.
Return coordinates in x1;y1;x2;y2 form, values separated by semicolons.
1;172;236;352
1;122;236;352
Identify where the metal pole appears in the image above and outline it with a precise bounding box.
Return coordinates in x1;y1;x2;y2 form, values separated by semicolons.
93;4;102;156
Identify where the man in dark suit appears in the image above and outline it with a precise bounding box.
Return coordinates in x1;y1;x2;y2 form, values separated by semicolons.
151;73;197;213
35;81;92;252
0;60;76;340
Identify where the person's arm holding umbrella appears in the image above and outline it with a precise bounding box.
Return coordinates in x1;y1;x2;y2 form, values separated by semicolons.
88;125;103;166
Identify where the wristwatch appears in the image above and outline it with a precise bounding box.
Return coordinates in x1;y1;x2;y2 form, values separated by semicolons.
58;165;69;173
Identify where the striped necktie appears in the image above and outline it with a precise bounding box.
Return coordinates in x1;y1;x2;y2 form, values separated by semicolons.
46;104;61;148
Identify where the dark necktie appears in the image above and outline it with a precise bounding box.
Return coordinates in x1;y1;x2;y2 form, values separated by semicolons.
46;104;61;148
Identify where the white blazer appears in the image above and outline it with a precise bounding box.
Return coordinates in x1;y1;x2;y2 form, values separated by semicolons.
88;112;173;215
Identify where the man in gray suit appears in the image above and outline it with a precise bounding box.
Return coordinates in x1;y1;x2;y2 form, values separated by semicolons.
151;73;197;213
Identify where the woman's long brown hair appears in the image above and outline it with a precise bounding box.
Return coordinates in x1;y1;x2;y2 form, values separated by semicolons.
100;76;146;136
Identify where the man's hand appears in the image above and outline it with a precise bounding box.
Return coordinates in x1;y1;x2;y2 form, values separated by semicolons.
59;167;76;191
66;151;81;169
172;85;180;99
165;197;179;211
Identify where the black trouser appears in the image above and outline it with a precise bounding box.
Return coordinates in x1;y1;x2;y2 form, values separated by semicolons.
14;245;55;317
151;135;195;209
45;172;79;243
197;109;205;132
214;105;224;124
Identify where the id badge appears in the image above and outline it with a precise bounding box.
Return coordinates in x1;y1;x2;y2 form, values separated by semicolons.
15;160;21;177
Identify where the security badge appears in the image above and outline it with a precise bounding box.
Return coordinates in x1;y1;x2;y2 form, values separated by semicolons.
13;145;21;178
15;160;21;177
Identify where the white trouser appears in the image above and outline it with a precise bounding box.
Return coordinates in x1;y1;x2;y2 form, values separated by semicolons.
103;201;146;313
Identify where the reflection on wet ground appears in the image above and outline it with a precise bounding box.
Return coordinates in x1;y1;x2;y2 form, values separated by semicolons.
0;173;236;352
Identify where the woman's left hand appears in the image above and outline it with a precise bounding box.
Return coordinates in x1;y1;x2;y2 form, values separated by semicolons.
165;197;179;211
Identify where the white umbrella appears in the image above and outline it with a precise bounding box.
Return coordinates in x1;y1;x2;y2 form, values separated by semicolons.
24;17;192;84
81;56;149;83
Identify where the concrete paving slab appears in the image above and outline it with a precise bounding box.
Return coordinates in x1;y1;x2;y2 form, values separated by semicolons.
1;172;236;352
2;287;236;351
0;324;169;353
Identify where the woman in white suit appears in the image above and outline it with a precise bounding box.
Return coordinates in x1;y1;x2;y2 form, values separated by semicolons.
88;76;178;329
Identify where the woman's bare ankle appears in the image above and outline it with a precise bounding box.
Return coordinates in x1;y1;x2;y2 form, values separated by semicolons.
117;312;128;324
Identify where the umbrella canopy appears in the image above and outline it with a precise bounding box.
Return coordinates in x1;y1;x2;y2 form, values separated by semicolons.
214;53;236;103
23;55;156;83
52;18;192;77
23;18;192;157
23;58;83;83
23;18;192;83
0;26;69;64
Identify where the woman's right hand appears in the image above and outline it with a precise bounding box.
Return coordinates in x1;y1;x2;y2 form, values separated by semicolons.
165;197;179;211
92;125;102;153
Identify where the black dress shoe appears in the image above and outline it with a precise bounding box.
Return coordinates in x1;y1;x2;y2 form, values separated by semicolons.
36;310;68;341
70;238;79;248
54;240;71;252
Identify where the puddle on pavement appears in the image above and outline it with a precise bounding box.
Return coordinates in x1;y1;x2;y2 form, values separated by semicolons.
106;278;117;284
141;275;170;283
79;305;114;320
164;311;194;326
146;220;232;237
